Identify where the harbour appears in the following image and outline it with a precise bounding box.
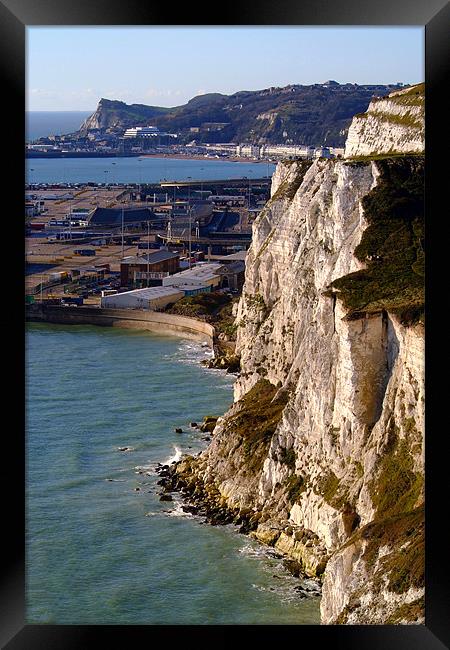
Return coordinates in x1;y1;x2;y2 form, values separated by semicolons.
26;156;275;185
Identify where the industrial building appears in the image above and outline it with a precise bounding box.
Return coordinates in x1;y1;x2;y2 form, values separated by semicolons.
88;206;163;228
170;283;211;297
101;286;184;310
120;250;180;287
162;263;224;290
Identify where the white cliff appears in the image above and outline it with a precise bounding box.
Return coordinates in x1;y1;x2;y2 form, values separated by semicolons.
173;84;425;625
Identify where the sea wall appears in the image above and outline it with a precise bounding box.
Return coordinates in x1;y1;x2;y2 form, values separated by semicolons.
26;304;215;346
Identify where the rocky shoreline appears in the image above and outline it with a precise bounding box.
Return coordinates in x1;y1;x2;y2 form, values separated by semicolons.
154;419;322;599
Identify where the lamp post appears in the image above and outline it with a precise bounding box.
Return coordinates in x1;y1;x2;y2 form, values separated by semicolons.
187;176;191;264
138;159;142;197
69;195;72;242
188;206;192;269
247;174;252;212
121;200;124;259
147;218;150;287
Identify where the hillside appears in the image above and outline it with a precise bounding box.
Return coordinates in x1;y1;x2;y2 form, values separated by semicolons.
78;82;407;147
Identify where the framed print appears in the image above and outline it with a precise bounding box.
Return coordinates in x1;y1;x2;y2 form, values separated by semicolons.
0;0;448;647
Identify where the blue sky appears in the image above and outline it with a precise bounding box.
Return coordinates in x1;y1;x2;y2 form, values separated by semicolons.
26;26;424;111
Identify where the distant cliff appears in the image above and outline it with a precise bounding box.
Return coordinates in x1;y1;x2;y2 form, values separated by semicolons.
345;83;424;157
79;98;170;133
166;84;425;624
78;82;407;147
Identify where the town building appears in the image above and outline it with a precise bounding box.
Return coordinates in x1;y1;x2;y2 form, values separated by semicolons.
236;144;260;158
259;144;315;158
314;147;332;158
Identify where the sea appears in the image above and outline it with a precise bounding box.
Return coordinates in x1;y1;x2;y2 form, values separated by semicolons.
26;324;321;624
26;111;93;142
26;156;274;185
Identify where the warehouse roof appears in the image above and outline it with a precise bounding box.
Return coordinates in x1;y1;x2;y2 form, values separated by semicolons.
120;250;180;265
172;283;209;293
215;251;247;262
107;286;183;299
217;260;245;274
89;207;161;226
163;262;224;285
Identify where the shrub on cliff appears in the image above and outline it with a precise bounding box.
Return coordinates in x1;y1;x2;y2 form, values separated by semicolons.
331;155;424;325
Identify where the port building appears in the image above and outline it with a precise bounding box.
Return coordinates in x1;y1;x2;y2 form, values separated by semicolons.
88;207;164;228
101;286;184;310
123;126;160;138
123;126;177;139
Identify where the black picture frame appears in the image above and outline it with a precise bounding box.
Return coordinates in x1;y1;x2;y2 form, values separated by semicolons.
1;1;448;647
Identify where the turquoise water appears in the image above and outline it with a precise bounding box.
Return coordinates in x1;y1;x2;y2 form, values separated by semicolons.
25;156;275;185
26;323;320;625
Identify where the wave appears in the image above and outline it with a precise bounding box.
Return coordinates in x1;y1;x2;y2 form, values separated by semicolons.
163;499;192;518
134;462;157;474
163;446;183;466
239;543;281;560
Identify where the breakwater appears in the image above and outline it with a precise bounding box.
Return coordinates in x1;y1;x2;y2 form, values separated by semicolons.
26;304;215;347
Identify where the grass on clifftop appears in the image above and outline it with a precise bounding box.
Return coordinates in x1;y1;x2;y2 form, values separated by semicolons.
331;155;424;325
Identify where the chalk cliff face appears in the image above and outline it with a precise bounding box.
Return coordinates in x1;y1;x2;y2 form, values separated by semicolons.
344;83;424;158
78;98;168;134
172;85;425;624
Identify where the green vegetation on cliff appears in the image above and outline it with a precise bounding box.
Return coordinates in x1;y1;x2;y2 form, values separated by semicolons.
270;160;313;202
226;379;289;472
362;505;424;595
166;291;240;341
370;422;423;521
331;155;424;325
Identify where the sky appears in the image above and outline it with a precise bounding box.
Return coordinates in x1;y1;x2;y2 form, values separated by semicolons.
26;26;424;111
